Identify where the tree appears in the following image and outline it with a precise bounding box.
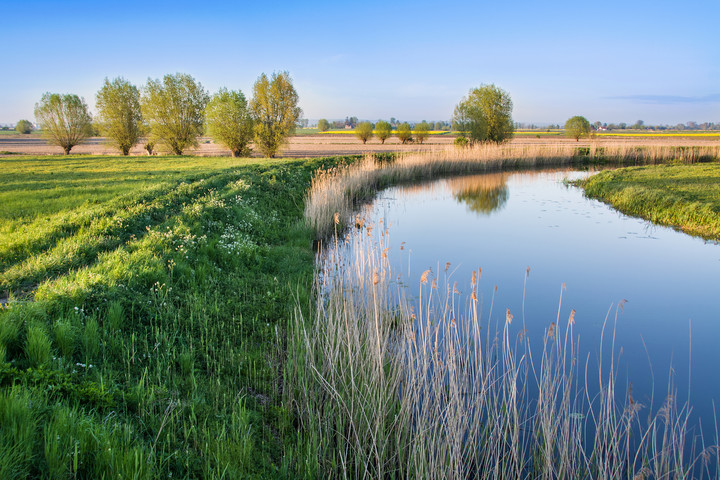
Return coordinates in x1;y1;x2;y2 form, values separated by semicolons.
317;118;330;132
375;120;392;144
250;71;301;158
34;93;92;154
396;122;412;144
414;121;430;144
452;84;514;144
15;120;33;134
205;88;254;157
95;77;143;155
633;119;645;130
141;73;208;155
354;121;374;144
564;116;591;141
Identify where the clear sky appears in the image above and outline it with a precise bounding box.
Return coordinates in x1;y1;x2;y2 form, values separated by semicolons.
1;0;718;126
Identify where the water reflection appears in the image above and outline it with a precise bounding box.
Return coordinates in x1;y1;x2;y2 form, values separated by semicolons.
356;168;720;435
449;173;509;215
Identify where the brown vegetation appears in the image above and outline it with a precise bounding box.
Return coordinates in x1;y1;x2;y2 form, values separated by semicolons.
2;132;717;158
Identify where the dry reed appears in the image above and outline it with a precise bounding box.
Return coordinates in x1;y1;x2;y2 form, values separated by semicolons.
286;221;718;479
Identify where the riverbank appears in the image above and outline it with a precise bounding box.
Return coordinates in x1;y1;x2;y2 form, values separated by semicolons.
578;162;720;240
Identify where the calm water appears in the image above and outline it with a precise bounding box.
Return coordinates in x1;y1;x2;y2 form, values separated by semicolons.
357;168;720;425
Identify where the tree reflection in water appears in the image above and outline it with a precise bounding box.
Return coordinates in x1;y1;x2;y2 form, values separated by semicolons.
449;173;509;214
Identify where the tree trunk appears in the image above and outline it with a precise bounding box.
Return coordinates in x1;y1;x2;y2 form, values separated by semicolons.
64;145;71;155
231;150;240;158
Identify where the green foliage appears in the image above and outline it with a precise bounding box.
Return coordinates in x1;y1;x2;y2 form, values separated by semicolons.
15;120;33;134
396;122;412;144
452;84;514;144
354;121;374;144
565;115;591;141
25;324;52;368
205;88;254;157
34;93;93;154
317;119;330;132
141;73;209;155
375;121;392;144
414;121;430;144
95;77;143;155
250;71;301;157
0;153;351;477
453;135;469;147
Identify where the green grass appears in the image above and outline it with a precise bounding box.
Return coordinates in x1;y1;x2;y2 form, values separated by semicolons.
0;153;351;478
578;162;720;240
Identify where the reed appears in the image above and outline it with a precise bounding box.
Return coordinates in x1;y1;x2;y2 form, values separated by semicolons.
305;143;720;239
286;221;718;479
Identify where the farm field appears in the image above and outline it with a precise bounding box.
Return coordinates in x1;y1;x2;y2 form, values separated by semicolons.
1;131;719;158
0;153;349;478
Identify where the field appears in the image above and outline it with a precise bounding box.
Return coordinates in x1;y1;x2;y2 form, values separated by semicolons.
0;154;351;478
2;131;719;158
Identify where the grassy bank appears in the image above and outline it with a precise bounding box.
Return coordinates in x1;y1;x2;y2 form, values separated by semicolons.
0;154;349;478
578;163;720;240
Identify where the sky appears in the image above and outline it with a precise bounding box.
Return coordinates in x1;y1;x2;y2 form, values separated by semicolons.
1;0;718;126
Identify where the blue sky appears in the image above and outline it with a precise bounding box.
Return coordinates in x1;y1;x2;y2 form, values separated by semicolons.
1;0;718;125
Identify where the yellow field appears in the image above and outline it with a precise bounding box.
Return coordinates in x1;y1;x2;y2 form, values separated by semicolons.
595;132;720;137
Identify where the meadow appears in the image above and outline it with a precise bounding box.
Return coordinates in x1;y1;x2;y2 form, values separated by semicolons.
0;153;350;478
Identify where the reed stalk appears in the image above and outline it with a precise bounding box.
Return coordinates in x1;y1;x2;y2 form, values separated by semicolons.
287;221;718;479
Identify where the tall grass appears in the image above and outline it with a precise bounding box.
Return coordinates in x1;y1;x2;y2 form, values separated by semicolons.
305;143;720;239
286;222;718;478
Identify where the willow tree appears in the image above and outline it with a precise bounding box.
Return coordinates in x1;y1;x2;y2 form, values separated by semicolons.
16;120;33;134
453;84;514;144
34;93;93;154
355;121;374;144
375;120;392;144
396;122;412;144
414;121;430;144
95;77;143;155
205;88;254;157
250;71;301;158
565;116;591;141
317;118;330;132
141;73;208;155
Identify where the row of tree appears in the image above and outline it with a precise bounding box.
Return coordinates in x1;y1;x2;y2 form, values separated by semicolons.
32;80;521;154
351;121;433;144
33;72;301;157
316;118;451;132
